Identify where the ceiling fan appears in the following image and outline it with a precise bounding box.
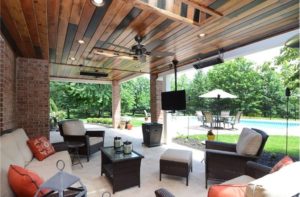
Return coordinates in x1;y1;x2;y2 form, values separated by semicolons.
93;35;175;62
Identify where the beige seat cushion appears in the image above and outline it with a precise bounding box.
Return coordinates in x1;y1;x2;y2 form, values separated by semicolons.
26;151;72;181
222;175;255;185
11;128;33;165
62;120;86;136
246;161;300;197
89;137;103;146
236;128;262;156
160;149;192;164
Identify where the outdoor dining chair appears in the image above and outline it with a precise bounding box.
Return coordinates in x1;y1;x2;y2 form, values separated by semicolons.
202;111;215;128
224;111;243;129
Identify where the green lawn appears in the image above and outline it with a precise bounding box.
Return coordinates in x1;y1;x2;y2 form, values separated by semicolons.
176;134;300;158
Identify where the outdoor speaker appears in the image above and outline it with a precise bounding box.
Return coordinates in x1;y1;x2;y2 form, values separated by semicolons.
193;57;224;69
80;71;108;78
285;87;291;97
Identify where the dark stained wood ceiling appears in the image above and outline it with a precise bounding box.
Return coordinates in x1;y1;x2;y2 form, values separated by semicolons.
1;0;299;82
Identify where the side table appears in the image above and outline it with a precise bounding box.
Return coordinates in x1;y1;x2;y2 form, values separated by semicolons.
67;142;85;168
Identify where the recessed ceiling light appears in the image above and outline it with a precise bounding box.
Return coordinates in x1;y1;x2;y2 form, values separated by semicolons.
78;40;85;44
70;57;76;61
198;33;206;38
91;0;104;7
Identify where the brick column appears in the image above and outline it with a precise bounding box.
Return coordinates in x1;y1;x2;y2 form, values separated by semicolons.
150;74;163;123
112;80;121;128
0;34;17;133
16;58;49;138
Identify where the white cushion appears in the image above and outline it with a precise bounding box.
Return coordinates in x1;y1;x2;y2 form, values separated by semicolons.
246;161;300;197
222;175;255;185
26;151;72;181
62;120;86;136
0;152;16;197
89;137;103;146
236;128;262;156
160;149;192;164
0;133;26;167
11;128;33;165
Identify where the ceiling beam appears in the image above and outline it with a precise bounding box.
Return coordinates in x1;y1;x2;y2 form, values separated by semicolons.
183;0;223;17
51;62;149;74
50;76;112;84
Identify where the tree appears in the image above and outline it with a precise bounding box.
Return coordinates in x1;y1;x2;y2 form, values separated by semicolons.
187;71;209;114
121;77;150;115
274;46;300;90
257;62;285;118
206;58;263;116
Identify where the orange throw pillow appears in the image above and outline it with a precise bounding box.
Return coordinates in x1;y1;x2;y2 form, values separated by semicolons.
8;165;47;197
208;184;247;197
270;155;294;173
27;136;55;161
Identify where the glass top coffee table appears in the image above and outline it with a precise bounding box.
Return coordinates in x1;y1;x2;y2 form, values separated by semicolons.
100;146;144;193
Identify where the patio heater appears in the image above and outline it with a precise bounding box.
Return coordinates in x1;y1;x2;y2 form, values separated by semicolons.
285;87;291;155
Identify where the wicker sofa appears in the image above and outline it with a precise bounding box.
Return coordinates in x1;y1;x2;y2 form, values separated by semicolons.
0;128;72;197
214;161;300;197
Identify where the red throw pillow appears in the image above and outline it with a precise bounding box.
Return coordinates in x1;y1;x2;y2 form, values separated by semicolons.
270;155;294;173
8;165;48;197
27;136;55;161
208;184;247;197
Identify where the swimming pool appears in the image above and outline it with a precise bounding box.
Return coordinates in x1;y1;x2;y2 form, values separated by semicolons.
239;119;300;129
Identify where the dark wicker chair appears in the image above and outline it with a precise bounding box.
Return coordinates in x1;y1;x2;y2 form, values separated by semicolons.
205;128;268;188
58;119;105;162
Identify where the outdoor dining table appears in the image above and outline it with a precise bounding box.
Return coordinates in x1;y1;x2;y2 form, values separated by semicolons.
213;115;234;128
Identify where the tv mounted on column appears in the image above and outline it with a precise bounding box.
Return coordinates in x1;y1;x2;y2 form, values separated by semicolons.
161;90;186;111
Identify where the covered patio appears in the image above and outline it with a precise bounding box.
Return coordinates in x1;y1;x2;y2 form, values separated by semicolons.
1;0;299;196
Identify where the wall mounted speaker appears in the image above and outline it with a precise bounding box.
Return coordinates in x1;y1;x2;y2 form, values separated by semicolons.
80;71;108;78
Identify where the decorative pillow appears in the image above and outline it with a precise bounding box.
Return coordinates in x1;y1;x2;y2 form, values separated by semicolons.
208;184;247;197
270;155;294;173
8;165;48;197
27;136;55;161
236;128;262;156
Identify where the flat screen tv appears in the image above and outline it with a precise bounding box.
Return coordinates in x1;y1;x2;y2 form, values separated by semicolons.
161;90;186;111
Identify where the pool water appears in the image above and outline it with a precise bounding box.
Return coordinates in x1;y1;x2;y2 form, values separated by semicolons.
239;119;300;129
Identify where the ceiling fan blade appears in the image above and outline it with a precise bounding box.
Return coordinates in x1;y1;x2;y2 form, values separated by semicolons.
144;39;164;51
148;51;175;57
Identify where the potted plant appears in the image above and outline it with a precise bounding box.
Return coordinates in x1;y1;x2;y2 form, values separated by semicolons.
126;122;133;130
207;130;215;141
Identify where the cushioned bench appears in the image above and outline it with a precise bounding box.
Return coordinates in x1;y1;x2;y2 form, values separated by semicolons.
160;149;192;186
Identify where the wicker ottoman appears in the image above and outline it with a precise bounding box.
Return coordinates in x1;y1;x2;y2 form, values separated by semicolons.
160;149;193;186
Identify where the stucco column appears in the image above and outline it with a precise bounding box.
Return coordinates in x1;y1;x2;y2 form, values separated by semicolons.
150;74;163;123
112;80;121;128
162;74;172;144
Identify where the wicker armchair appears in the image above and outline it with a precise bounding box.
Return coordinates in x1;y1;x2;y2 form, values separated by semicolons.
205;128;268;188
58;119;105;162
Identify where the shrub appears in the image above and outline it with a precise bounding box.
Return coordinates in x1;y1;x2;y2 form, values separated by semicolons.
86;118;112;125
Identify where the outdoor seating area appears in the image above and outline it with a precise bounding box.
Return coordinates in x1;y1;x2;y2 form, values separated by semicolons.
0;0;299;196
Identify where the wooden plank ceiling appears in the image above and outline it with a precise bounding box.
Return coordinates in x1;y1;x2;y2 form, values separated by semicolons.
1;0;299;82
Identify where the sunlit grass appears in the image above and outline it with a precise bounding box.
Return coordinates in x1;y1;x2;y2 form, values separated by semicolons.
176;134;300;158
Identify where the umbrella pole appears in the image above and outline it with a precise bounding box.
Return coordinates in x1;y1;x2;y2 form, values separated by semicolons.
285;88;290;155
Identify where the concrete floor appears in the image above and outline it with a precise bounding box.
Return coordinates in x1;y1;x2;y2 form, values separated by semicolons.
50;125;208;197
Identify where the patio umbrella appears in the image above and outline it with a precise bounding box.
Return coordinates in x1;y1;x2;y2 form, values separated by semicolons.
199;89;237;139
199;89;237;99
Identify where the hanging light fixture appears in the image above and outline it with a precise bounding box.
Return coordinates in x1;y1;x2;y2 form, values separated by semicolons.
91;0;104;7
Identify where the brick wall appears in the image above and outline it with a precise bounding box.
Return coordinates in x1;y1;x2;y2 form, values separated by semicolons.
0;34;17;132
16;58;49;138
150;74;163;123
